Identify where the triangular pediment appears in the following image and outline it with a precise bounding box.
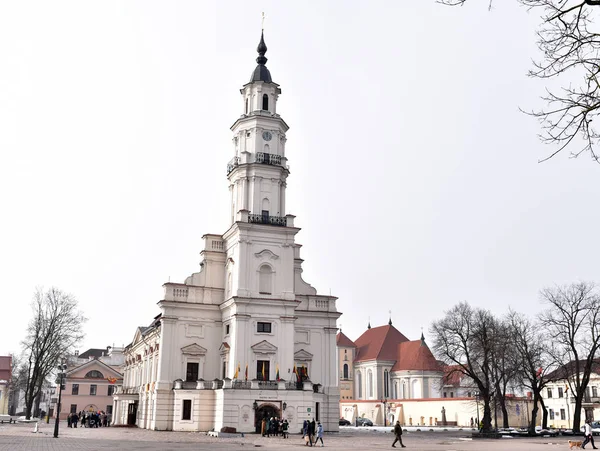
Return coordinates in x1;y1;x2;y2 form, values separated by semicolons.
219;342;230;355
67;359;123;379
294;349;314;361
251;340;278;354
181;343;207;356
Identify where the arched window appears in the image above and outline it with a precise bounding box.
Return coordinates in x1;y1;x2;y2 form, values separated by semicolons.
85;370;104;379
245;98;248;114
357;371;362;399
259;264;272;295
368;370;373;398
262;94;269;111
343;364;349;379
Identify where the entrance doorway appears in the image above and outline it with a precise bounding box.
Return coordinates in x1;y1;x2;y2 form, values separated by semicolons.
254;403;281;434
127;401;138;425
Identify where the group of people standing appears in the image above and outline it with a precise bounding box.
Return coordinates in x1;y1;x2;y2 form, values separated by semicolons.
66;411;110;428
260;416;289;438
302;419;324;447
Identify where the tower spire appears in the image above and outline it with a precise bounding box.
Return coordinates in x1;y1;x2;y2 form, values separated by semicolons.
368;317;371;329
249;27;272;83
388;310;392;326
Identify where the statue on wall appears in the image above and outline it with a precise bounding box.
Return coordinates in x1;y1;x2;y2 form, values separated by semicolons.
441;406;447;426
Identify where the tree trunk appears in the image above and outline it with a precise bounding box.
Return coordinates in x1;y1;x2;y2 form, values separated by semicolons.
573;396;583;433
529;393;540;436
482;397;493;433
500;398;509;429
539;397;548;429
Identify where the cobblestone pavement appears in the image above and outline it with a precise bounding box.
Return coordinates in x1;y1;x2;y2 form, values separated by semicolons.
0;421;576;450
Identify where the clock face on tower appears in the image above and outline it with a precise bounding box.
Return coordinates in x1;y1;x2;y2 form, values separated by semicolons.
262;131;272;141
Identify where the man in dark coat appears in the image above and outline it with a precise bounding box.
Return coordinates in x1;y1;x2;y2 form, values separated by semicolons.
392;421;406;448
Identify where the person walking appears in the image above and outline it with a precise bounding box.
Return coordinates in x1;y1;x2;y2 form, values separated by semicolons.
583;419;598;449
315;422;324;447
261;417;266;437
392;420;406;448
282;419;289;439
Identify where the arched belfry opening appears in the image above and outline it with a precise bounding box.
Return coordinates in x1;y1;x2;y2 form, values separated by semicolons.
262;94;269;111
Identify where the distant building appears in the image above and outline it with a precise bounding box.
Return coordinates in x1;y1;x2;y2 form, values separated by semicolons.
336;322;528;428
0;356;11;415
542;361;600;428
50;346;124;420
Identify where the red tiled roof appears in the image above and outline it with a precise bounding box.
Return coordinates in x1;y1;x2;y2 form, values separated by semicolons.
336;332;356;348
392;341;442;372
354;325;409;362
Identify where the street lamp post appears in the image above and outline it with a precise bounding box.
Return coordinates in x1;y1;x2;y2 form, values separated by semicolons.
381;398;388;427
53;363;67;439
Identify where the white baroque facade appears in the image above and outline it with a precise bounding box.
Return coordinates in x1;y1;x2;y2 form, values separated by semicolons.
113;32;341;433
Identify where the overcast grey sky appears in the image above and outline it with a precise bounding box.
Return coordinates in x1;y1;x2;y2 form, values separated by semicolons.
1;1;598;356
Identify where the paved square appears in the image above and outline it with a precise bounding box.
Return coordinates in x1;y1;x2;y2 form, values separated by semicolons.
0;422;577;450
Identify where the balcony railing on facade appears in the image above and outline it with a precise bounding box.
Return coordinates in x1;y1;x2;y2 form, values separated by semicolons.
171;378;318;392
226;152;285;175
115;386;140;395
248;213;287;227
569;395;600;404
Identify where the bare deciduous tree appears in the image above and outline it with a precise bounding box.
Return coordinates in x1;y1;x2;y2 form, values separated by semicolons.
507;311;555;434
439;0;600;163
539;281;600;432
430;302;497;432
21;287;86;419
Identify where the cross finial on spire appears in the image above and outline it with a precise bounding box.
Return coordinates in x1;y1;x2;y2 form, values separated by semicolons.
261;12;266;31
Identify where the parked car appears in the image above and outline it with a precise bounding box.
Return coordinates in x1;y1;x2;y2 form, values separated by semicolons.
339;418;351;426
356;417;373;427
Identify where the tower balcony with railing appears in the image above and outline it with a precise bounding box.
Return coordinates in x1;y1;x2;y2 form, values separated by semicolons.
226;152;286;174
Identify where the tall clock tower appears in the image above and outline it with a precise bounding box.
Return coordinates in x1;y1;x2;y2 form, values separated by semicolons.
227;31;290;226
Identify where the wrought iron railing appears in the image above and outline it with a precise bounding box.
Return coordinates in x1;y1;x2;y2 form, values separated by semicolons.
227;157;240;174
248;214;287;226
285;381;304;390
258;381;278;390
232;381;252;389
256;152;282;166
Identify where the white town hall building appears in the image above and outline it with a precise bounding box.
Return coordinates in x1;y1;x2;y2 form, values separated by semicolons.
112;32;342;433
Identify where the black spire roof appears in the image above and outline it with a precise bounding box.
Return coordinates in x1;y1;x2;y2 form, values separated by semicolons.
250;31;273;83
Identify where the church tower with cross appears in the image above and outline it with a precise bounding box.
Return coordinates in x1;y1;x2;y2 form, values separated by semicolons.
115;30;342;433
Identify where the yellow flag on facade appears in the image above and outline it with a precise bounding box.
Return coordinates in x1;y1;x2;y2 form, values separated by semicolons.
261;362;266;380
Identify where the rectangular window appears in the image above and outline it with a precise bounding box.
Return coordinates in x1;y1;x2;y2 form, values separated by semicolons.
593;387;598;398
257;322;272;333
90;385;97;396
70;404;77;414
547;388;552;398
450;392;454;398
182;400;192;420
107;385;115;396
560;409;566;420
558;387;563;398
225;324;230;335
549;409;554;420
257;360;270;381
222;361;227;379
107;405;113;415
186;362;199;382
467;392;472;397
443;392;447;398
71;384;79;395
